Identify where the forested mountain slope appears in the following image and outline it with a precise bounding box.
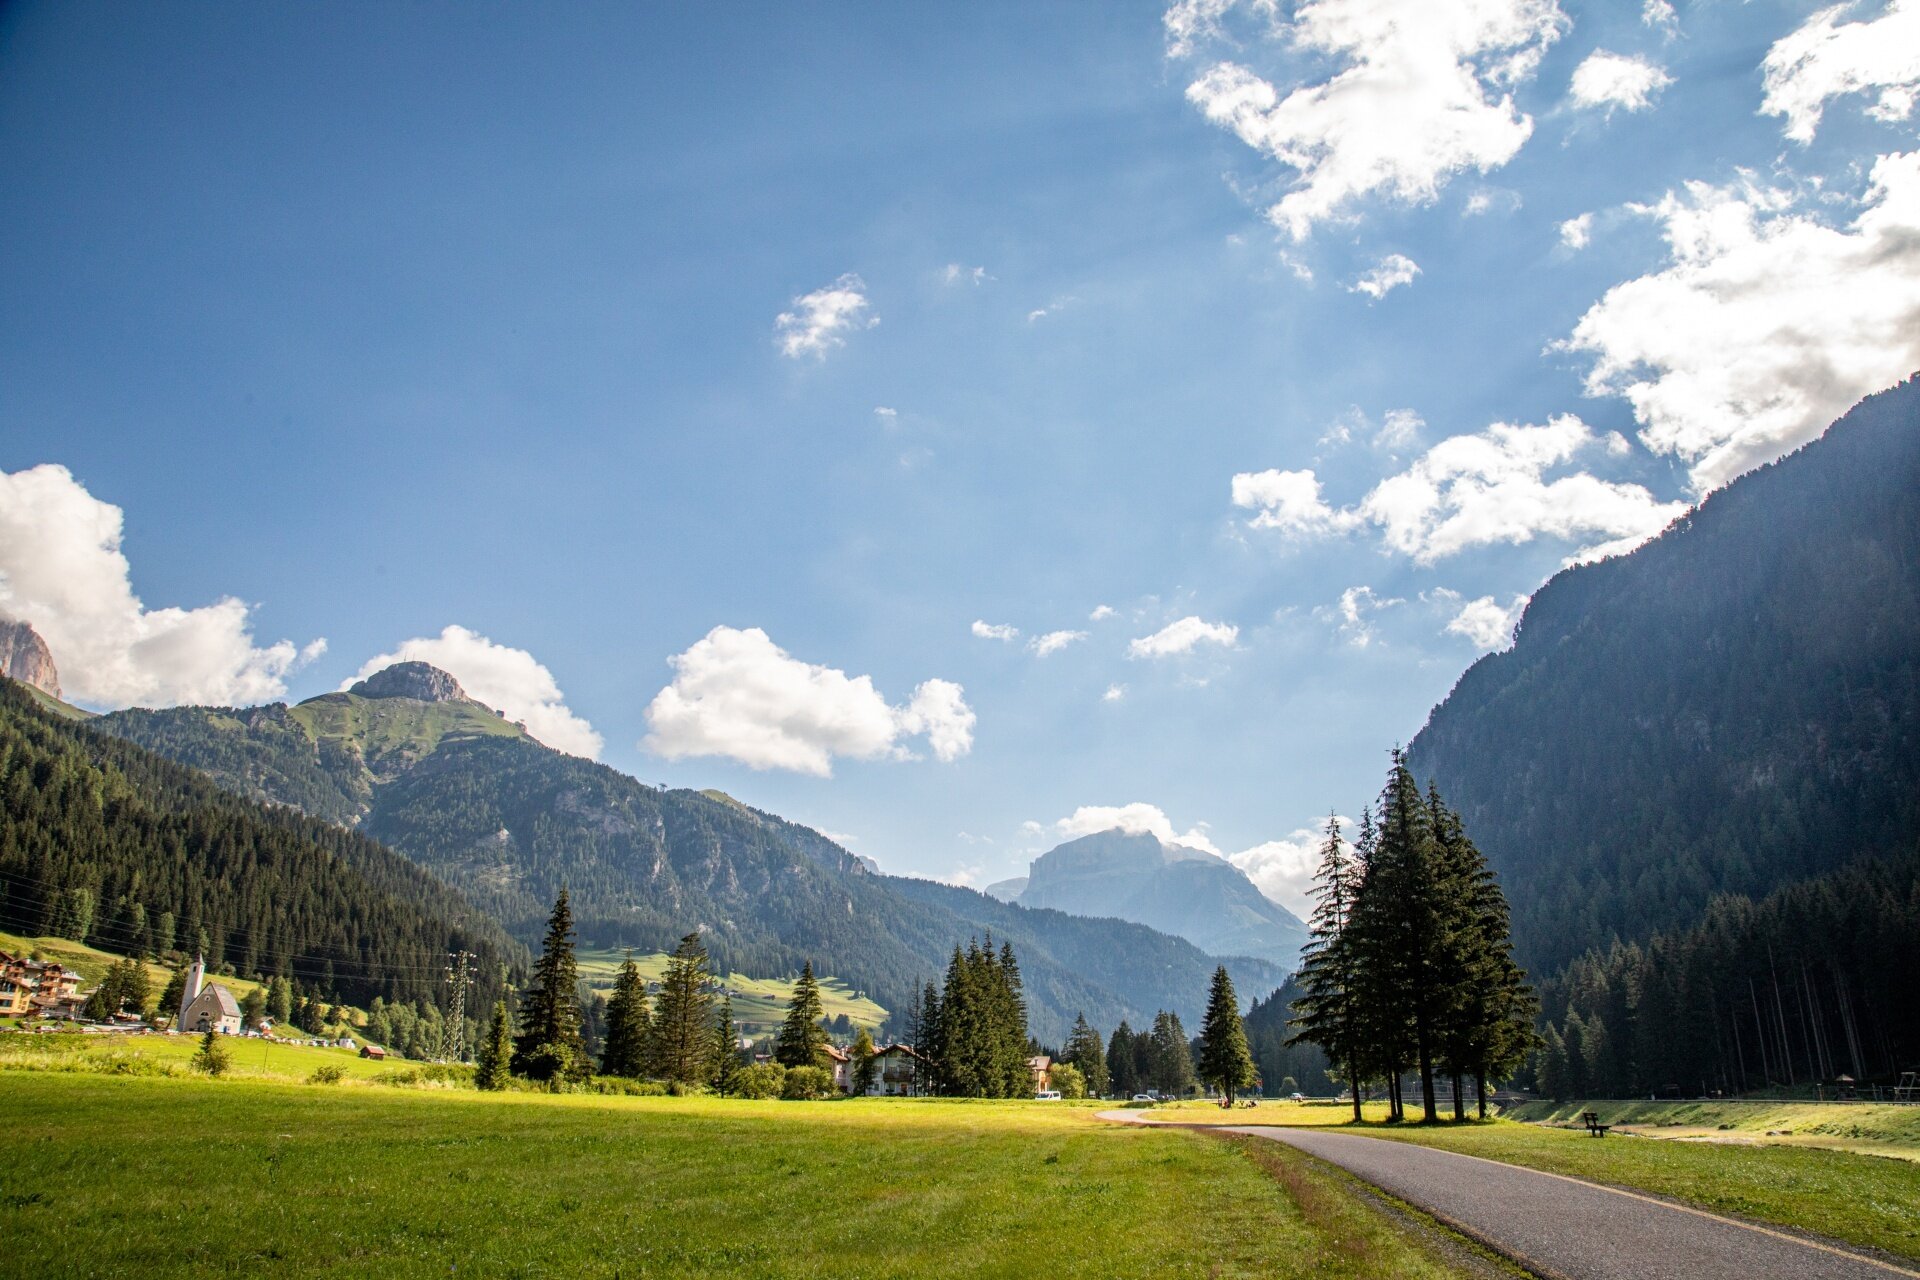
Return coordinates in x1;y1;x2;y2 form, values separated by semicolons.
1407;377;1920;975
94;667;1264;1043
0;677;516;1012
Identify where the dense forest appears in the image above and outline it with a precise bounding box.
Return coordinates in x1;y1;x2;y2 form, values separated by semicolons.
1535;846;1920;1097
1409;378;1920;977
0;678;517;1013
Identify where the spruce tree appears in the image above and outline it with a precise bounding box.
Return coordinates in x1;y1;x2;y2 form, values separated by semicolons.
1288;813;1368;1120
513;889;587;1082
1063;1013;1110;1097
993;941;1031;1097
710;995;739;1094
851;1026;878;1095
600;951;652;1078
1198;967;1257;1104
647;931;714;1084
192;1028;230;1076
1150;1010;1196;1097
1107;1020;1139;1097
774;961;830;1069
917;979;944;1096
476;998;514;1090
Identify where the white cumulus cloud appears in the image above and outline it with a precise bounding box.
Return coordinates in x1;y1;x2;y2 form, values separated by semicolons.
1560;212;1595;250
643;626;973;777
349;625;602;759
0;464;323;709
1089;604;1117;622
1178;0;1568;238
1028;630;1088;657
971;619;1020;642
1348;253;1423;299
1102;683;1127;702
1318;586;1403;648
1439;591;1529;649
1762;0;1920;143
1236;417;1685;563
774;273;876;359
1231;469;1362;536
1569;50;1672;115
1128;616;1240;658
1561;153;1920;493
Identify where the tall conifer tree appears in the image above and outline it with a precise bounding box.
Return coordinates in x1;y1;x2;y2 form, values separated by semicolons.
600;950;651;1078
476;998;514;1090
774;961;830;1069
1063;1013;1110;1097
513;889;587;1082
647;931;715;1084
1199;967;1258;1104
1289;813;1368;1120
710;995;740;1094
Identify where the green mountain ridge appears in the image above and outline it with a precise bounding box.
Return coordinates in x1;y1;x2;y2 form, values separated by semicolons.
95;677;1287;1043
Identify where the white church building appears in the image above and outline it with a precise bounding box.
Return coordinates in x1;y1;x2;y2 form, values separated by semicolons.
177;956;242;1035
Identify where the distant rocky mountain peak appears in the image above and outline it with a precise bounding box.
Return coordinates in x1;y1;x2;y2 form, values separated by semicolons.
349;661;469;704
0;619;61;698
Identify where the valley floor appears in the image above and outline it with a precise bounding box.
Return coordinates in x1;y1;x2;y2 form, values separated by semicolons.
0;1074;1480;1280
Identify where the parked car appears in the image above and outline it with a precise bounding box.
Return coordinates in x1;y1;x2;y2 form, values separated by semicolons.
1130;1093;1154;1102
1034;1090;1062;1101
1289;1092;1306;1102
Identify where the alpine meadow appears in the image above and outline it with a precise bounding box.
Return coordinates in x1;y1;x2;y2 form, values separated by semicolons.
4;3;1920;1277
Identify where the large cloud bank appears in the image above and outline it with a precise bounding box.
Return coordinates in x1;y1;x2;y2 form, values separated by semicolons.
0;464;322;708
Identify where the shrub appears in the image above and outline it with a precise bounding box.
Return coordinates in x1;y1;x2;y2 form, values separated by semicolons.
781;1065;836;1101
1051;1062;1088;1100
191;1031;231;1078
308;1064;346;1085
732;1062;786;1099
586;1077;668;1097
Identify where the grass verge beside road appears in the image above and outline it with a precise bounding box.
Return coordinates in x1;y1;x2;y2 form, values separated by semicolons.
0;1075;1480;1280
1118;1099;1920;1264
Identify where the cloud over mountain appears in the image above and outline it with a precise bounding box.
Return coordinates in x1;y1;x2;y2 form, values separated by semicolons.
0;464;322;709
348;625;602;759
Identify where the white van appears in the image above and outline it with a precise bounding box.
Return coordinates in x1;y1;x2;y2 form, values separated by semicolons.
1034;1089;1062;1101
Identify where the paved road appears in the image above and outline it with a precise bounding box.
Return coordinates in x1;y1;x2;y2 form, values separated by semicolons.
1099;1114;1916;1280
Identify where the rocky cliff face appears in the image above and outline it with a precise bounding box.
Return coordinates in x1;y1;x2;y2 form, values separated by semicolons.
349;661;468;703
0;619;60;698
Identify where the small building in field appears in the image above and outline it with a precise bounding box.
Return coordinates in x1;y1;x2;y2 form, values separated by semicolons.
176;956;242;1035
360;1044;386;1060
821;1043;852;1092
1028;1055;1053;1095
861;1043;930;1097
0;977;30;1017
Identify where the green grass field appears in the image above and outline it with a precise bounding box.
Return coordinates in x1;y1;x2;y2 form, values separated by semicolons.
0;1075;1481;1280
1146;1100;1920;1264
0;1029;401;1081
1507;1097;1920;1160
574;947;888;1035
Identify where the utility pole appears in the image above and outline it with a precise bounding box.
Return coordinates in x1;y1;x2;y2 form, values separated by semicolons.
443;950;474;1063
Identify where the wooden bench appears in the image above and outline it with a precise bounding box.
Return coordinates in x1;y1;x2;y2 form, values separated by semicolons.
1582;1110;1612;1137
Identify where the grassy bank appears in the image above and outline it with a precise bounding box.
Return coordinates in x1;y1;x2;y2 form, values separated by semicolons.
0;1075;1479;1279
573;947;887;1035
1505;1098;1920;1160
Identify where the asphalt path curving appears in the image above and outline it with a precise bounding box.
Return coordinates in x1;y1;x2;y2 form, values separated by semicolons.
1097;1113;1918;1280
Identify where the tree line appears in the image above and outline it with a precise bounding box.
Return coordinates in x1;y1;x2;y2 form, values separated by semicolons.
1289;751;1537;1122
1533;845;1920;1099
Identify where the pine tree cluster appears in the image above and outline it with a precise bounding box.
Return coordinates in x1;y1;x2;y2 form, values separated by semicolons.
1289;751;1537;1122
917;937;1031;1097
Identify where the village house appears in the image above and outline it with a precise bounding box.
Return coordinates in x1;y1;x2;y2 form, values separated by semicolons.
1028;1055;1053;1094
0;952;86;1018
821;1043;852;1092
0;976;29;1017
176;956;242;1035
859;1043;930;1097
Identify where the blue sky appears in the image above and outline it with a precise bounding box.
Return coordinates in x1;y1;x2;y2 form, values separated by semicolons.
4;0;1918;908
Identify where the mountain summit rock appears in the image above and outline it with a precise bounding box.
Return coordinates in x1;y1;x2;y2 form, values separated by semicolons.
1010;828;1307;966
349;661;469;703
0;619;60;698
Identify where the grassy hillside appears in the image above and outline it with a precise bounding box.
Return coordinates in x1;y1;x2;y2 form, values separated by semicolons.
574;947;887;1035
287;690;527;774
0;1029;398;1081
1506;1098;1920;1161
0;1075;1475;1280
0;928;262;1004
